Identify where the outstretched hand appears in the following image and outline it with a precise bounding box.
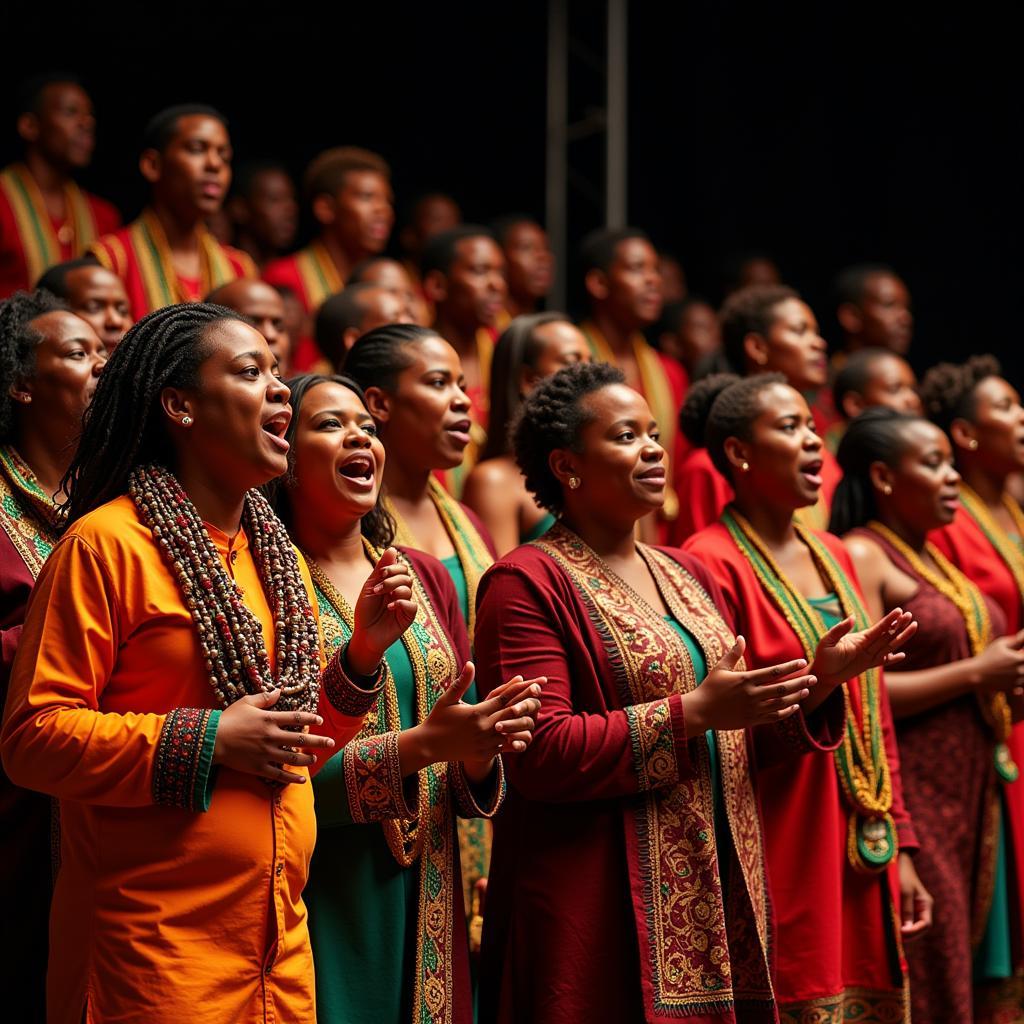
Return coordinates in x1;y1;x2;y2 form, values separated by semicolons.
810;608;916;695
347;548;417;676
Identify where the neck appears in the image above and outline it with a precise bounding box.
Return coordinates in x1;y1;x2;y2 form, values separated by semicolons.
875;508;927;552
433;311;477;357
383;447;435;505
589;308;636;354
12;423;75;498
292;511;366;569
560;510;637;562
151;200;203;251
318;232;357;282
23;149;69;193
732;492;798;549
506;293;538;319
175;464;246;535
960;460;1008;509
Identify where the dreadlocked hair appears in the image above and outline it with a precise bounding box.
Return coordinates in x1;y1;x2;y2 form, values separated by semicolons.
829;407;923;535
704;372;788;480
513;361;624;515
0;289;68;442
678;372;740;449
268;373;396;549
919;354;1002;437
60;302;243;524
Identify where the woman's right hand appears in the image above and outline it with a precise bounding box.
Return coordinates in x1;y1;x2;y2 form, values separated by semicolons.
681;637;816;735
971;630;1024;695
213;688;336;785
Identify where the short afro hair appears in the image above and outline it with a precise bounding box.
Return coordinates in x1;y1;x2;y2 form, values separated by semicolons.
141;104;228;155
303;147;390;204
704;373;789;480
35;255;102;296
421;225;497;279
16;72;84;116
0;289;68;441
833;263;900;308
719;284;799;374
919;354;1003;437
512;361;625;514
578;226;650;276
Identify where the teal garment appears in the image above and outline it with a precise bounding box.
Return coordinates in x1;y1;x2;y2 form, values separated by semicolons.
975;800;1014;980
521;512;556;544
441;553;470;624
807;592;844;629
306;636;421;1024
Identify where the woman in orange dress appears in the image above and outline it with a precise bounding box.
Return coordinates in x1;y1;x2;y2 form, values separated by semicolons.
1;302;409;1024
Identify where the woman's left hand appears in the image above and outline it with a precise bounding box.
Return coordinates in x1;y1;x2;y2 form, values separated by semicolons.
810;608;917;691
347;548;417;676
898;851;933;940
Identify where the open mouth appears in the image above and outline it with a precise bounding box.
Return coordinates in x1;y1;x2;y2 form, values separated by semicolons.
445;419;472;447
261;411;291;453
338;454;375;482
799;459;823;487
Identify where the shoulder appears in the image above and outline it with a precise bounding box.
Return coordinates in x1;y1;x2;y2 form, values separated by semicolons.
464;456;517;490
85;193;122;231
88;225;133;272
681;520;734;558
63;495;150;555
222;244;257;277
812;527;853;565
842;530;890;587
481;542;568;592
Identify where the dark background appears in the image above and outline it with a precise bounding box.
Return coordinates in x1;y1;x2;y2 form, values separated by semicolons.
4;2;1020;373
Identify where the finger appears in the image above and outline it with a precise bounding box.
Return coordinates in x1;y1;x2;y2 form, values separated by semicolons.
269;728;335;749
744;658;809;687
280;749;317;767
819;616;854;648
760;677;815;706
440;662;476;706
886;621;918;651
499;729;534;745
479;679;541;716
761;703;801;722
246;687;281;708
882;652;907;667
263;765;308;785
712;636;746;673
1011;629;1024;648
493;715;537;735
380;583;413;603
385;599;418;618
265;710;324;728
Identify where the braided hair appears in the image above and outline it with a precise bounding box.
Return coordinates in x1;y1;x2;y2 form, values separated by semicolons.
342;323;439;396
704;373;789;480
0;289;67;442
919;355;1002;437
829;408;922;535
60;302;244;524
481;312;574;461
270;372;395;548
513;361;624;514
678;372;740;449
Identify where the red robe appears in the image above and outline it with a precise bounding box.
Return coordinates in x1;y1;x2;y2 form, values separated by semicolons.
90;210;255;321
932;510;1024;986
0;163;120;297
671;447;843;545
474;530;845;1024
684;523;915;1021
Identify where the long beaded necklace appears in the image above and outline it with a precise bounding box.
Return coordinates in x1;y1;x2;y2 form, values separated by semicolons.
865;520;1018;783
129;464;321;712
306;544;457;867
722;506;896;874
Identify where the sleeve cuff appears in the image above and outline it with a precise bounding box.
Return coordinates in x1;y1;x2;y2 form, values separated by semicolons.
895;819;919;852
322;644;388;717
153;707;221;812
452;757;506;818
342;730;417;823
624;693;690;793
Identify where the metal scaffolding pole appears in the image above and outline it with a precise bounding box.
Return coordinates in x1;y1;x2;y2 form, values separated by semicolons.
546;0;569;310
606;0;627;228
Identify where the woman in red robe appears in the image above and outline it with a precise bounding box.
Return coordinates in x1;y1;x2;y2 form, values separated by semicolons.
833;407;1024;1022
474;362;913;1024
923;355;1024;1021
683;374;929;1023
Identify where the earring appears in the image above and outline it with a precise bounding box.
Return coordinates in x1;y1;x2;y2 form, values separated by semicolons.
568;476;581;490
741;461;750;472
968;439;979;450
181;415;193;427
882;484;893;496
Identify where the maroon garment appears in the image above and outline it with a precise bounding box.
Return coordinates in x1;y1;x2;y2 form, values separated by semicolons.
851;528;1009;1023
1;528;51;1022
474;533;845;1024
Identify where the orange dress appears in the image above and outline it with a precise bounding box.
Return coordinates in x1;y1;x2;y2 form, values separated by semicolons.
1;495;377;1024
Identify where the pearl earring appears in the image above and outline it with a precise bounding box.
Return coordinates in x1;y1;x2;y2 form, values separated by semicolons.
741;461;750;472
882;484;893;496
181;416;193;427
968;439;979;450
568;476;581;490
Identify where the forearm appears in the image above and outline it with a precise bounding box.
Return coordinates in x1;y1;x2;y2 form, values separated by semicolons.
886;660;979;719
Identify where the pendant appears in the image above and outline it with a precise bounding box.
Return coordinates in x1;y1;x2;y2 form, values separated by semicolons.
995;742;1019;784
56;223;73;246
851;813;896;873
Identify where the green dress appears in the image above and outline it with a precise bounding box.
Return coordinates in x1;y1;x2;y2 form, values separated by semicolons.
521;512;556;544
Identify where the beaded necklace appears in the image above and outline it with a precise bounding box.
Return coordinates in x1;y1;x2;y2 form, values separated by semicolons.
722;506;896;874
129;464;321;712
864;520;1018;783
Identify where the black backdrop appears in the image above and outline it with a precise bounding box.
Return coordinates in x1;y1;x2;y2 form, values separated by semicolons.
4;2;1021;374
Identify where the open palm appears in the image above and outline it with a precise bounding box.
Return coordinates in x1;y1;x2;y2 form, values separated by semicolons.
811;608;916;689
352;548;417;658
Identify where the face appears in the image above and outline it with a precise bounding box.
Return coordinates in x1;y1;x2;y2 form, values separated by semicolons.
62;266;133;353
965;376;1024;476
529;321;592;381
443;237;508;329
858;354;921;415
603;238;663;328
27;83;95;168
173;320;291;489
221;281;292;373
377;335;471;470
290;381;384;527
738;257;781;288
503;221;553;302
564;384;666;524
413;194;461;248
735;382;824;510
675;301;721;370
358;288;413;334
758;298;828;391
883;421;960;530
331;170;394;256
246;169;298;251
356;259;425;324
16;311;106;438
858;273;913;355
658;255;687;304
150;114;232;218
